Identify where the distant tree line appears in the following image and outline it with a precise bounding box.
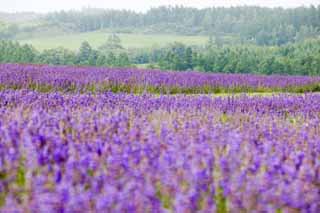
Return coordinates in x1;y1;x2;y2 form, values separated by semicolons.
42;6;320;45
1;38;320;75
149;40;320;75
0;40;131;67
0;22;19;40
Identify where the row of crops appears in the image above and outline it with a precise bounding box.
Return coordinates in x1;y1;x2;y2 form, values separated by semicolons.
0;63;320;212
1;63;320;93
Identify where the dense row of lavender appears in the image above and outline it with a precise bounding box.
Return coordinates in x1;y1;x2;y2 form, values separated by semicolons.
1;90;319;212
1;64;320;93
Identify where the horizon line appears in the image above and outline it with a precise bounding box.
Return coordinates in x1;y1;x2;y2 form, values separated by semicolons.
1;3;319;14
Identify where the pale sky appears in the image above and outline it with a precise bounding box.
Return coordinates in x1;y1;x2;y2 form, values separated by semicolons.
1;0;320;13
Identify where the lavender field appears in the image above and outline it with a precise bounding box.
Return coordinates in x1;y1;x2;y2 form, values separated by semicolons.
0;65;320;212
1;64;320;93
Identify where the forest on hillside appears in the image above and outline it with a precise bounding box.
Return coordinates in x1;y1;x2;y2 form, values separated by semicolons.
1;6;320;46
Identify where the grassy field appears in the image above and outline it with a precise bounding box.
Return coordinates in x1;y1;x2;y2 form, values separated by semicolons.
18;31;208;51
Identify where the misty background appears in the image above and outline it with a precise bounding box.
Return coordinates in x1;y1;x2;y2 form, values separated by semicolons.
1;0;320;12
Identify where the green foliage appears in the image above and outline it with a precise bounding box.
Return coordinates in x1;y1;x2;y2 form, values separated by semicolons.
155;182;173;210
40;6;320;46
96;54;107;66
0;192;5;208
19;32;207;51
1;38;320;76
77;41;92;64
0;40;37;63
106;52;116;66
0;171;7;180
16;160;26;188
215;187;228;213
116;52;130;67
98;33;123;53
155;39;320;76
37;47;76;65
158;42;194;71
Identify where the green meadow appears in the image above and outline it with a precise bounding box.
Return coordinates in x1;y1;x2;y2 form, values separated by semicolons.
19;31;208;51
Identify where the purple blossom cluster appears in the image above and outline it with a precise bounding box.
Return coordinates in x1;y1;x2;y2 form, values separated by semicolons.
1;63;320;93
1;90;320;212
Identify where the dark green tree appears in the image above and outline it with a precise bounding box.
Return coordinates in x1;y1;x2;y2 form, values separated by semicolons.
78;41;92;65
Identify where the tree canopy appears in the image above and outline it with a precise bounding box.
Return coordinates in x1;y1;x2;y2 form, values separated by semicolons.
1;38;320;75
41;6;320;45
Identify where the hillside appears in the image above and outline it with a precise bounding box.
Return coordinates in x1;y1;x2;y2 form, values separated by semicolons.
18;31;208;51
1;6;320;46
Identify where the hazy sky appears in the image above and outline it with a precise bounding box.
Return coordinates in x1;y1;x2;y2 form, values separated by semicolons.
1;0;320;13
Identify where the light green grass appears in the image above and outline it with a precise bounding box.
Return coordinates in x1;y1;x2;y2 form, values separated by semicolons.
18;31;208;51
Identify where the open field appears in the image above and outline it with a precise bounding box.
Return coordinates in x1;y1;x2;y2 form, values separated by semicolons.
1;63;320;212
1;64;320;94
1;90;320;212
18;31;208;51
2;3;320;213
